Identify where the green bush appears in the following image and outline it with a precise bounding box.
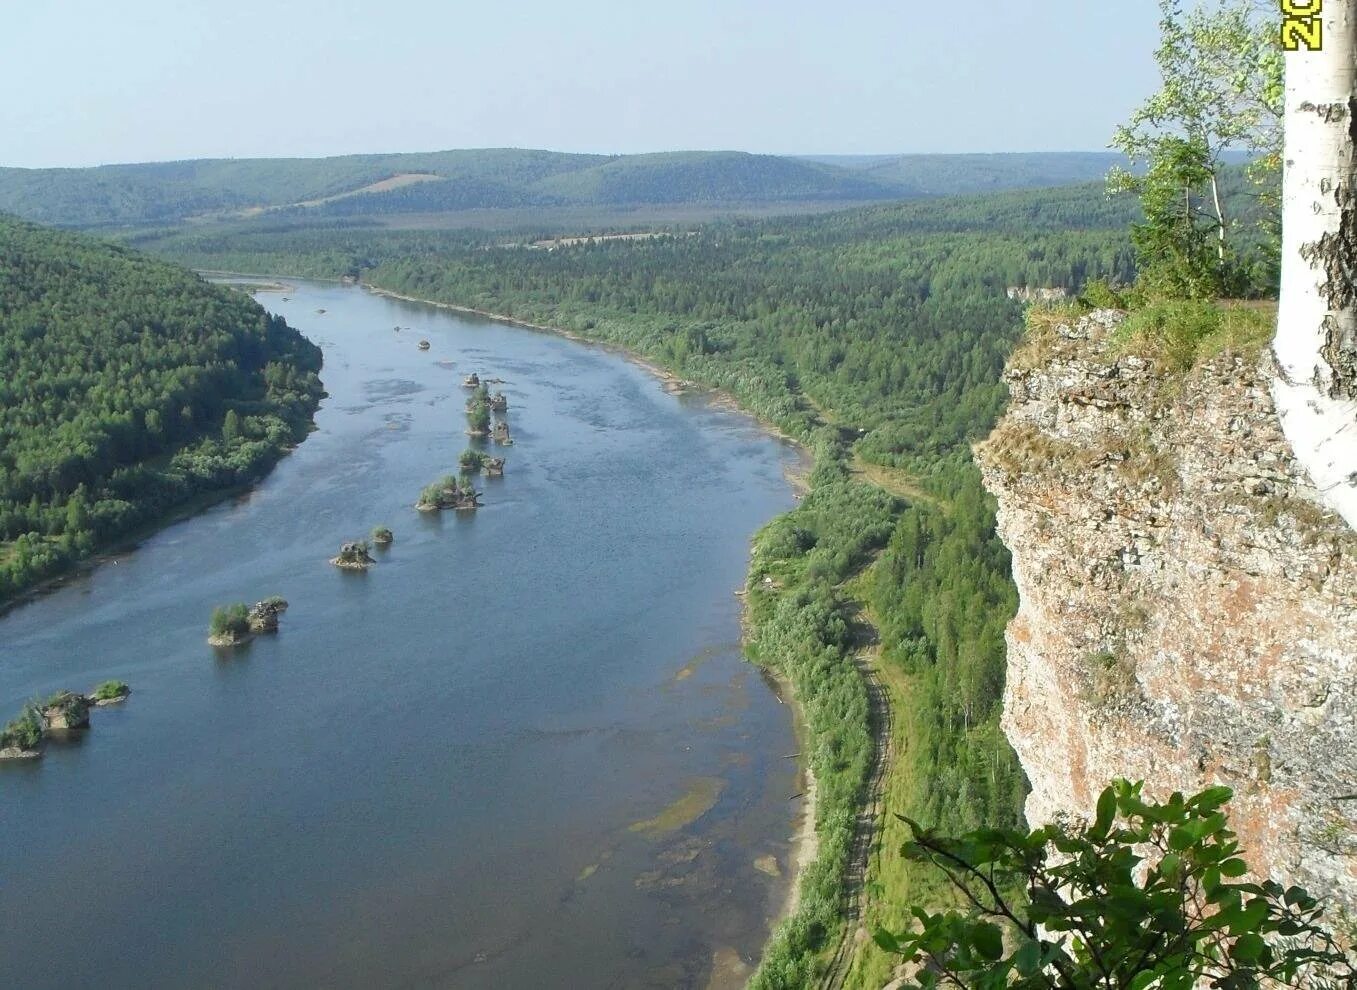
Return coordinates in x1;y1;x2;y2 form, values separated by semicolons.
0;705;43;750
876;781;1357;988
371;526;394;544
209;603;250;638
458;448;487;472
90;680;130;701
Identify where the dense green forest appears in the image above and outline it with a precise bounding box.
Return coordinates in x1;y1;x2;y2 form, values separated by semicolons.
0;215;323;601
142;181;1138;985
0;148;1139;228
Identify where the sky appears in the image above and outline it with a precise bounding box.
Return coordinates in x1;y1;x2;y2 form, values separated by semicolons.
0;0;1164;169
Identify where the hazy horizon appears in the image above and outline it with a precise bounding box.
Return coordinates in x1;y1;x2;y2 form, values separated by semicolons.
1;0;1161;170
0;145;1129;172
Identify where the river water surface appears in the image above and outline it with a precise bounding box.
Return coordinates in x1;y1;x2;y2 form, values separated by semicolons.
0;281;806;988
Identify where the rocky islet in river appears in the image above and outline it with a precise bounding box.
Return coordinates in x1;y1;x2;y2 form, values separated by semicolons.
89;680;132;706
330;542;376;570
416;475;482;512
1;682;133;761
208;597;290;644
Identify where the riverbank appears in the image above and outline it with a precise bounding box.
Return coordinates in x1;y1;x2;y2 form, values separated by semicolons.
0;447;310;620
365;280;826;952
781;679;820;923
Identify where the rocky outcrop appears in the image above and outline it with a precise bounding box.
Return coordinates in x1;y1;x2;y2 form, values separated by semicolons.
41;691;91;731
247;597;288;633
1006;286;1069;304
976;311;1357;913
330;542;375;569
417;477;482;512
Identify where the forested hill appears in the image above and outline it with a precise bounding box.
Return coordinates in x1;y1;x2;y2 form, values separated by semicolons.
0;215;323;601
800;151;1128;195
0;148;1131;228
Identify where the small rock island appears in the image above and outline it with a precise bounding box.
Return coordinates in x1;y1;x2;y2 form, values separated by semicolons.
458;448;505;477
1;682;133;761
330;542;376;570
417;475;482;512
89;680;132;706
41;690;91;731
371;525;394;546
208;597;290;644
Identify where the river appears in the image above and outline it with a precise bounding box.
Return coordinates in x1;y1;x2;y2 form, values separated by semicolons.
0;280;807;988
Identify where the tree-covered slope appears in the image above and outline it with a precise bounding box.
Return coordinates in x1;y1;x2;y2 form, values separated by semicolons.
532;151;895;204
0;150;591;226
803;151;1131;195
0;148;1155;228
0;215;323;601
0;149;890;227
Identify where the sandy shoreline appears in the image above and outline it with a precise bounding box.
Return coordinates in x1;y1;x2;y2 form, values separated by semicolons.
363;280;822;940
774;668;820;922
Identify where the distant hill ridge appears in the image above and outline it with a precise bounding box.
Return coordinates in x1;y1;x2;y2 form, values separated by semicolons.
0;148;1132;228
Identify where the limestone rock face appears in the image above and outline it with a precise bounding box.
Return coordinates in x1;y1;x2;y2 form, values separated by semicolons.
1006;286;1070;304
975;312;1357;912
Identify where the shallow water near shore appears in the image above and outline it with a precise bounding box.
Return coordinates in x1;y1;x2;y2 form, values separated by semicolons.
0;281;806;988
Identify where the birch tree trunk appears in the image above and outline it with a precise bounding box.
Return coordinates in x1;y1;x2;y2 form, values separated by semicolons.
1210;172;1226;262
1273;0;1357;530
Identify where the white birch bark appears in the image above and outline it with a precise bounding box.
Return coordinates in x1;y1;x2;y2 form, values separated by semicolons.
1273;0;1357;530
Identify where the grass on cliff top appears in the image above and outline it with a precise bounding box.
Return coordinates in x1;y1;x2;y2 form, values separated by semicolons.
1112;299;1276;372
1015;292;1275;375
1009;301;1085;371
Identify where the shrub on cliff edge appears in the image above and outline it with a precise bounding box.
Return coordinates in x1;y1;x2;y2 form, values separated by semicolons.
875;780;1356;988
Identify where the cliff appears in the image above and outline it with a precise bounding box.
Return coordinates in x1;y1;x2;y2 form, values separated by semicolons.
975;310;1357;912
